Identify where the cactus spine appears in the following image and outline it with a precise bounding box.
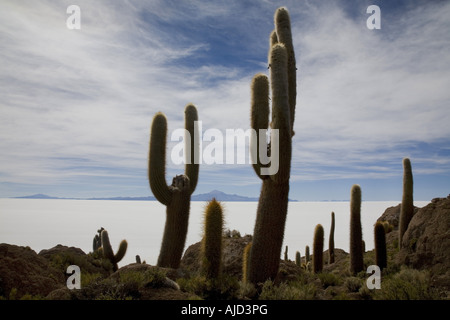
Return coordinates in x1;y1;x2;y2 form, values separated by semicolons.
101;230;128;272
374;221;387;270
148;104;199;268
313;224;324;273
328;211;335;264
349;184;364;275
247;7;297;285
201;198;224;279
399;157;414;248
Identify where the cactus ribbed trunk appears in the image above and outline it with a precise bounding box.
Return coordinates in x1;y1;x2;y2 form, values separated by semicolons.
157;177;191;268
248;181;289;283
313;224;324;273
350;184;364;275
202;198;224;279
399;157;414;248
329;211;335;264
374;221;387;270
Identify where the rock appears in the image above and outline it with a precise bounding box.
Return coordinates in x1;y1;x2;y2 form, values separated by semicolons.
377;203;420;230
396;197;450;296
180;234;252;278
0;244;65;298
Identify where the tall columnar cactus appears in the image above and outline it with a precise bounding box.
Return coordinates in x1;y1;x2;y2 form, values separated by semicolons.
329;211;335;264
201;198;224;279
399;157;414;248
247;7;297;285
374;221;387;270
284;245;289;261
295;251;301;267
350;184;364;275
101;230;128;272
242;242;252;283
313;224;324;273
305;245;310;263
148;104;199;268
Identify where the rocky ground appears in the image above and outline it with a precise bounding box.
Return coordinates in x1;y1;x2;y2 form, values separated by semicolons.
0;195;449;300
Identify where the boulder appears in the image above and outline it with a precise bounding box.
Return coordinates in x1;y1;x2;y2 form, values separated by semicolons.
396;196;450;296
0;244;65;298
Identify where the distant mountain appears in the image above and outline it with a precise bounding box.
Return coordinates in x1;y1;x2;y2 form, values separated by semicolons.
191;190;259;202
13;194;62;199
12;191;297;202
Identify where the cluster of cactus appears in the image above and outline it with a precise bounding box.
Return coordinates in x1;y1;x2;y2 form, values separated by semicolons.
100;229;128;272
399;157;414;248
148;104;199;269
201;198;224;279
92;227;104;252
313;224;324;273
247;6;297;285
349;184;364;275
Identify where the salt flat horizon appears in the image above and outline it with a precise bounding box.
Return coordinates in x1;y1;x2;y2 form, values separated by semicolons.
0;199;430;267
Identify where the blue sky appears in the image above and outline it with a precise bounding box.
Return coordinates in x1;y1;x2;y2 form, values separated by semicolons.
0;0;449;201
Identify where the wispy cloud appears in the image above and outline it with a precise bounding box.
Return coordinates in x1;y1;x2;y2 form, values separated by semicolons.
0;0;449;199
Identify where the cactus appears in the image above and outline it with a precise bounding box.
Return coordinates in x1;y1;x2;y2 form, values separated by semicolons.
399;157;414;248
374;221;387;270
247;7;297;285
242;242;252;283
135;255;141;264
284;245;289;261
313;224;324;273
201;198;224;279
295;251;301;266
328;211;335;264
101;229;128;272
92;227;104;252
148;104;199;268
349;184;364;275
305;245;310;263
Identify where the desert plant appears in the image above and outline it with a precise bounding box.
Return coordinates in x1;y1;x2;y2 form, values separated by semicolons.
295;251;301;266
101;230;128;272
399;157;414;248
201;198;224;280
148;104;199;268
242;242;252;283
329;211;335;264
247;6;297;285
313;224;324;273
305;245;310;264
284;245;289;261
92;227;104;252
374;221;387;270
350;184;364;275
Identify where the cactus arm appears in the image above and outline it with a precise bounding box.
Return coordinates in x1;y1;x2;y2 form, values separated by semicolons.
275;7;296;136
184;104;199;195
269;43;291;183
148;112;172;206
114;239;128;264
250;73;270;180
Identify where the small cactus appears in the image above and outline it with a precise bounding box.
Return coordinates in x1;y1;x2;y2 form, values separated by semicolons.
135;255;142;264
284;245;289;261
92;227;104;252
350;184;364;275
305;245;310;263
328;211;335;264
295;251;301;266
399;157;414;248
313;224;324;273
374;221;387;270
101;229;128;272
201;198;224;279
242;242;252;283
